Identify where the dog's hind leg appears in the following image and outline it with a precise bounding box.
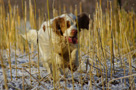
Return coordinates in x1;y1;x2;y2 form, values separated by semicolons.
21;29;38;45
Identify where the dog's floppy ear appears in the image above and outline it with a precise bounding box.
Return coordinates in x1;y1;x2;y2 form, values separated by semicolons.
77;13;89;31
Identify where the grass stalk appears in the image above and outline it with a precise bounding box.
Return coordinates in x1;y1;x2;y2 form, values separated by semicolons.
0;20;8;89
89;18;93;90
22;68;24;90
46;0;58;88
125;34;133;89
79;2;82;14
24;1;32;85
109;1;115;77
7;13;12;81
37;9;41;79
13;6;18;80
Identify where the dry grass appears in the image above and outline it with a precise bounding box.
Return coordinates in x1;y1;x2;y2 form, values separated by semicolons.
0;0;136;90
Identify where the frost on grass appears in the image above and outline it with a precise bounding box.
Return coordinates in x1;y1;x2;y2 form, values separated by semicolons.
0;46;136;90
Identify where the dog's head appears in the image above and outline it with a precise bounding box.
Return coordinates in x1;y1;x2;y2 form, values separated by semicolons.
41;13;89;44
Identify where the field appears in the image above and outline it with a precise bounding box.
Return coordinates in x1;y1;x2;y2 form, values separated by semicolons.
0;0;136;90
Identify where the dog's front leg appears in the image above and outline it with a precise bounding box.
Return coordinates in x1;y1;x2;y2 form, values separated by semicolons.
43;62;52;74
68;49;79;71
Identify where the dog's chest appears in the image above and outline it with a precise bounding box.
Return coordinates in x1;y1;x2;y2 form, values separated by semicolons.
61;43;77;61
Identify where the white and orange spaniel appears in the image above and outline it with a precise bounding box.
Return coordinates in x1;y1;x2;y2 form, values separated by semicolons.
22;13;89;78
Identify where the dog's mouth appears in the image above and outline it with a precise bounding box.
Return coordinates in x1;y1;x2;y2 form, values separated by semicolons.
65;36;78;44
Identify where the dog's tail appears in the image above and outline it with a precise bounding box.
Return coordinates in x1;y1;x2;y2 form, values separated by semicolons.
21;29;38;45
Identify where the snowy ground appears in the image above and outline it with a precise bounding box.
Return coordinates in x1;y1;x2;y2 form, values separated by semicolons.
0;47;136;90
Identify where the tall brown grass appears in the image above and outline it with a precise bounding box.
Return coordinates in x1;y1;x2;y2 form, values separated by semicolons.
0;0;136;90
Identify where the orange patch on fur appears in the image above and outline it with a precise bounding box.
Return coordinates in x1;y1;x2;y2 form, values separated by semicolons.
43;25;46;32
52;17;71;36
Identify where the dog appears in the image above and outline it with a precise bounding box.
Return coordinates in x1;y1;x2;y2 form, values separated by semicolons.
22;13;89;80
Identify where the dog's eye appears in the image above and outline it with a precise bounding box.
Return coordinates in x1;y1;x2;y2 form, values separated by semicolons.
58;25;61;30
57;25;63;35
67;21;70;28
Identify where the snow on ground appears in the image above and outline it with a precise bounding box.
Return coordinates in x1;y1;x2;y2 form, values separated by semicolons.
0;47;136;90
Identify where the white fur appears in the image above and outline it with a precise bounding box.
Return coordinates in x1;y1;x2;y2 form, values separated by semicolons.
21;29;38;45
62;14;77;37
22;13;78;77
